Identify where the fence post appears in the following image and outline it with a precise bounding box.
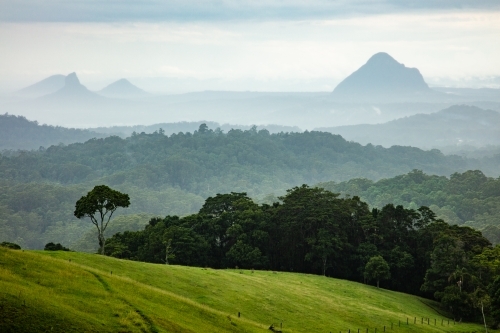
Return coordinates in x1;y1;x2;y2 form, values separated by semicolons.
406;318;408;325
434;319;436;326
391;323;393;329
414;317;416;324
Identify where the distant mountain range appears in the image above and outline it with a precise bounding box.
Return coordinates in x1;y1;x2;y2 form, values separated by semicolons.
16;73;148;100
3;54;500;129
316;105;500;149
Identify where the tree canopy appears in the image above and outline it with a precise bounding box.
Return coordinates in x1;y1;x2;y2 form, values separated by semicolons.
74;185;130;254
364;255;391;288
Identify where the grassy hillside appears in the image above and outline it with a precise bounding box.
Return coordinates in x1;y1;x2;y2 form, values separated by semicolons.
0;248;491;333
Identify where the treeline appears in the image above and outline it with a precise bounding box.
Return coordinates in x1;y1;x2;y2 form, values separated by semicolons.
105;186;500;325
90;121;302;138
1;124;495;195
318;169;500;244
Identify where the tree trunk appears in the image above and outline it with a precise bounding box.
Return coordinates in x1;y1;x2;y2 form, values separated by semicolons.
377;279;380;288
99;232;106;255
322;257;327;276
481;301;488;333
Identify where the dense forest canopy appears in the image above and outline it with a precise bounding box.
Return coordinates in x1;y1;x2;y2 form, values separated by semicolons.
2;124;497;191
1;126;499;250
318;169;500;244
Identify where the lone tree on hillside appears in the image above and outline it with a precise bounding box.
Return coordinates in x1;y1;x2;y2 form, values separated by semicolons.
364;255;391;288
74;185;130;255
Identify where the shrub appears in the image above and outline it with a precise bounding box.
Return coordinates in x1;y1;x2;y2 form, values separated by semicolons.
0;241;21;250
44;242;71;251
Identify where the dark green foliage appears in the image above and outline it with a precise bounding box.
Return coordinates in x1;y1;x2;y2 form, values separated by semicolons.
0;241;21;249
44;242;70;251
490;277;500;327
320;169;500;244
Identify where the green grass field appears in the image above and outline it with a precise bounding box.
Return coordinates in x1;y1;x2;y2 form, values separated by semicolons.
0;247;493;333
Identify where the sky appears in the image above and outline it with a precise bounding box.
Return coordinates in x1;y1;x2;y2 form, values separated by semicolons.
1;0;500;93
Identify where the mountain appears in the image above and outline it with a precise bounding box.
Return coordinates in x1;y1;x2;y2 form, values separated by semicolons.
316;105;500;149
97;78;148;98
17;72;139;127
16;74;65;98
41;72;104;100
331;52;438;102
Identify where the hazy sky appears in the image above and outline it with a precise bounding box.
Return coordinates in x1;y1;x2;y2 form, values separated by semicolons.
1;0;500;92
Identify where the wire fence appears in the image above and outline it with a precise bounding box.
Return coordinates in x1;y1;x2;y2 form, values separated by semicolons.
332;316;482;333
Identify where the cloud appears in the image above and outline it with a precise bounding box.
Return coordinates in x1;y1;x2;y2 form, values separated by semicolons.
2;0;500;22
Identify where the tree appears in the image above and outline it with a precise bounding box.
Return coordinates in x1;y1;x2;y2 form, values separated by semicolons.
74;185;130;255
364;255;391;288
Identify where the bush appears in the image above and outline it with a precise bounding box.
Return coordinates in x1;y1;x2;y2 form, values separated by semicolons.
44;242;71;251
0;241;21;250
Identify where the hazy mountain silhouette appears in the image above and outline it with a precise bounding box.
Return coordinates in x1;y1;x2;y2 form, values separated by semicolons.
331;52;440;102
17;74;65;98
98;78;149;98
40;72;105;100
316;105;500;149
8;73;141;127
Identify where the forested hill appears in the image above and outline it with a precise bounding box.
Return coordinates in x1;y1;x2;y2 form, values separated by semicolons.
1;125;498;250
0;114;106;150
1;125;492;192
